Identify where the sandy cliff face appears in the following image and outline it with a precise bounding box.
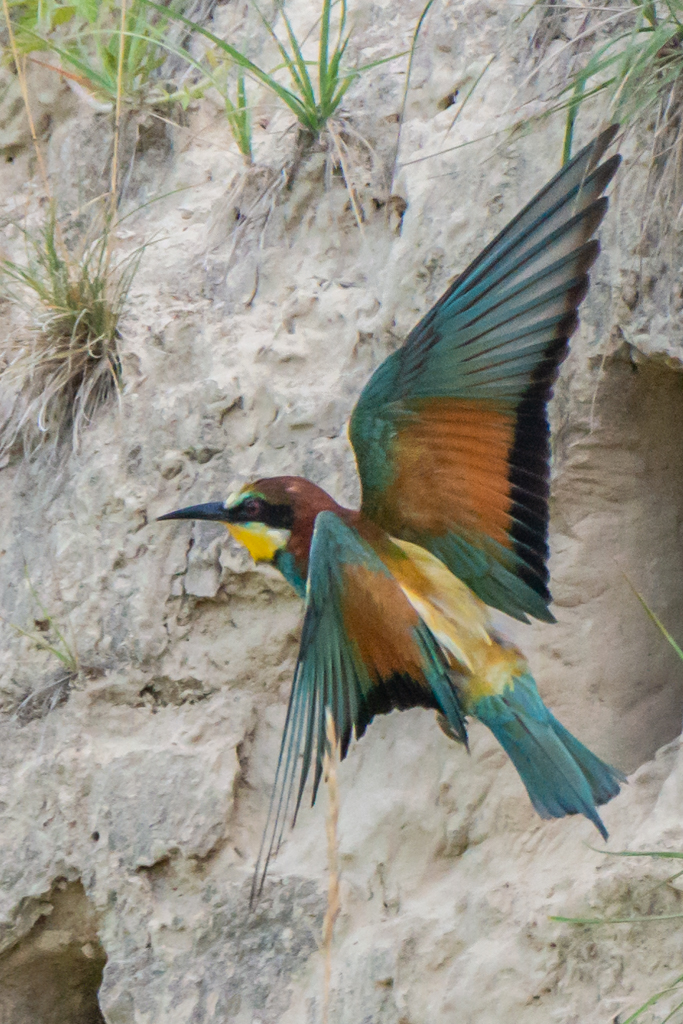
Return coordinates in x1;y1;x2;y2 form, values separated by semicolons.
1;2;683;1022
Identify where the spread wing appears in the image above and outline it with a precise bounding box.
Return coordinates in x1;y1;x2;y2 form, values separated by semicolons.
349;126;621;623
251;511;466;902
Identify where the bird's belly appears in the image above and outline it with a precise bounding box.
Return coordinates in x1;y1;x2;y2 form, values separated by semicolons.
384;537;526;703
397;584;477;672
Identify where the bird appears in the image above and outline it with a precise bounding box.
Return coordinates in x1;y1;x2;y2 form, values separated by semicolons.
159;125;625;901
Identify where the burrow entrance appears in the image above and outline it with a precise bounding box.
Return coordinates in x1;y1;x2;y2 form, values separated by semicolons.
0;880;106;1024
529;351;683;773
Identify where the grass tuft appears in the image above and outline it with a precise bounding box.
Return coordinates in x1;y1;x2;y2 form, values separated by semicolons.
0;573;78;724
0;205;141;459
518;0;683;233
143;0;403;137
141;0;405;167
7;0;191;110
554;2;683;162
9;569;79;676
1;570;79;722
1;0;147;460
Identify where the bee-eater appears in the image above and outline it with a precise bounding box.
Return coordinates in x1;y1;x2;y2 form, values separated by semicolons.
160;126;625;900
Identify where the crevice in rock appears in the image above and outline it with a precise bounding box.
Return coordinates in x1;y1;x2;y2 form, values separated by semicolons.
0;880;106;1024
137;674;216;708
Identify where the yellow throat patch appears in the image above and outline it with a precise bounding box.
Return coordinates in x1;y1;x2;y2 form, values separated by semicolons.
226;522;290;563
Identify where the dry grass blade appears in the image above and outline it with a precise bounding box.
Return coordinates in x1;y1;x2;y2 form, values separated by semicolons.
110;0;128;218
328;123;364;231
12;671;73;724
322;709;340;1024
1;0;51;195
389;0;434;191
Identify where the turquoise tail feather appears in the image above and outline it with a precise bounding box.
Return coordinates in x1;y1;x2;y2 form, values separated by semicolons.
473;673;625;839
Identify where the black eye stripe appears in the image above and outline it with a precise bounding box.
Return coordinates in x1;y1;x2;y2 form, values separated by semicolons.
229;499;294;530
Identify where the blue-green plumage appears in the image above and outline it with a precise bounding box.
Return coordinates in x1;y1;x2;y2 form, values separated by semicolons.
274;548;306;597
472;673;625;838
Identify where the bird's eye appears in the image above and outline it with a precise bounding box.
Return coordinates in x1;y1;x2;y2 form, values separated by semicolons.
241;497;263;519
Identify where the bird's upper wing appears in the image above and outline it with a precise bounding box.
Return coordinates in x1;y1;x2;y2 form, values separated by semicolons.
251;510;465;902
349;126;621;623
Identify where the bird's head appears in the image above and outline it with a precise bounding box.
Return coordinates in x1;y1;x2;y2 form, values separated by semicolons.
158;475;341;566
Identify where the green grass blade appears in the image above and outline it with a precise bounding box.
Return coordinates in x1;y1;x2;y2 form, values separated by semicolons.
325;26;352;102
640;1;658;30
270;3;317;113
660;994;683;1024
625;576;683;662
330;46;407;115
236;73;252;159
622;974;683;1023
562;75;585;165
223;71;252;160
318;0;331;105
6;622;75;669
244;4;306;98
328;73;356;115
25;571;73;657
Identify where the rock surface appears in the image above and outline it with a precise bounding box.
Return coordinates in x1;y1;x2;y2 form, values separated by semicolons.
1;2;683;1022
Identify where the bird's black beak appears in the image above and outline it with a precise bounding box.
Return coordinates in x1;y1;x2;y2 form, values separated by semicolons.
157;501;228;523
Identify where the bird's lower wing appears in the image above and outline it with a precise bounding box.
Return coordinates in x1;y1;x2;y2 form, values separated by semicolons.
250;511;466;903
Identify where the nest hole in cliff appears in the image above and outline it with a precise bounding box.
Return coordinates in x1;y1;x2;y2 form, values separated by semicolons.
0;879;106;1024
551;348;683;772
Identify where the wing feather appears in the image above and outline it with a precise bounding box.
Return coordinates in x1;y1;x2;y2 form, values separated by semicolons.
349;126;621;621
250;512;466;903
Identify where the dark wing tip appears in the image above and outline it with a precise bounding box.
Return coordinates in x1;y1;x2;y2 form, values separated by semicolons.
579;195;610;242
590;153;622;193
586;123;620;171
